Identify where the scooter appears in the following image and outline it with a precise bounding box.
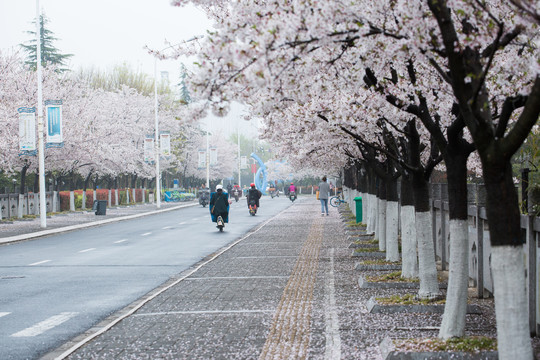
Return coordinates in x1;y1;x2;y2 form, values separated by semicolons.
199;191;209;207
248;199;257;216
216;215;225;232
289;191;297;202
232;189;240;202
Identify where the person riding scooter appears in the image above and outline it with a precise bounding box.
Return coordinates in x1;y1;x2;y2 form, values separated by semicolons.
288;182;297;202
210;184;229;231
246;183;261;210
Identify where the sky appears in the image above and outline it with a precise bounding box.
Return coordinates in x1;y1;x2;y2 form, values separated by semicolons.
0;0;210;83
0;0;258;137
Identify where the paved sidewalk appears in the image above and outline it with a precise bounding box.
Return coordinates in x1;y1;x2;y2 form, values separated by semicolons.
38;197;502;360
0;202;196;244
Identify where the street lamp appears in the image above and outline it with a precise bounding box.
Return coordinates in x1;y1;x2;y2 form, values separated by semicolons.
152;36;203;208
36;0;46;228
206;118;210;189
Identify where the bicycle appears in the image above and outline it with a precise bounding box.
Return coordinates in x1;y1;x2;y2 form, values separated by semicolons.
329;191;346;207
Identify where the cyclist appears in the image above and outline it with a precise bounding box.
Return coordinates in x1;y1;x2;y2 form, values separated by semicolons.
318;176;331;216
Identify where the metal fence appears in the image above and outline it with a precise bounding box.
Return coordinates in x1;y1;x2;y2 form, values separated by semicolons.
345;183;540;336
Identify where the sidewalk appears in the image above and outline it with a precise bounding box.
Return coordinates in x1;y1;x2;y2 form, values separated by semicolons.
0;201;196;244
37;197;503;360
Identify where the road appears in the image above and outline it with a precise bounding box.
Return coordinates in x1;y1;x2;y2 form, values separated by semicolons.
0;196;293;360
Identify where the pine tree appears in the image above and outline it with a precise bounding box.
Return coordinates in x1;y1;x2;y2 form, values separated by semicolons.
19;14;73;72
178;63;191;104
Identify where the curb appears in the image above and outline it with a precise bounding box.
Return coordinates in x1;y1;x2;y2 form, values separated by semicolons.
0;202;198;245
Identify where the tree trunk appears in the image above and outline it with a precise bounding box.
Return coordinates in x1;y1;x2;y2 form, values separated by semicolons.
377;177;387;251
412;169;440;298
439;153;470;338
484;161;532;359
400;177;418;278
385;176;400;262
33;172;39;193
19;164;29;194
367;168;377;234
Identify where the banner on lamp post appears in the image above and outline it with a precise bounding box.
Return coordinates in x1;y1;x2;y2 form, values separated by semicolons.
210;147;218;166
241;156;247;169
160;131;171;158
45;100;63;148
198;150;206;169
144;135;155;163
18;107;37;156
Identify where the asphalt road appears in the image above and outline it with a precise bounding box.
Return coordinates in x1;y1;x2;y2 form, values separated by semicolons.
0;196;293;360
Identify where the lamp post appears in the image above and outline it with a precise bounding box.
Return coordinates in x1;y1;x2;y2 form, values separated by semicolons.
206;118;210;189
153;57;162;209
152;36;203;207
36;0;46;227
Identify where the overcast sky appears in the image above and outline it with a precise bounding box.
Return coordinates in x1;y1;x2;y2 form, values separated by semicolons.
0;0;213;81
0;0;259;137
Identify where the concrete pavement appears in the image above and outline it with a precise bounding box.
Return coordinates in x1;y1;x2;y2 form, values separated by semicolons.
25;197;502;360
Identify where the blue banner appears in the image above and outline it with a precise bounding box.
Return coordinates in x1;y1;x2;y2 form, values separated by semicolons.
45;100;63;148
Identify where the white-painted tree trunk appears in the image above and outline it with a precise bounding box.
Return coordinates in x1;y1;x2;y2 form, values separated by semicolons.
365;193;372;231
361;191;368;225
385;200;400;262
491;246;533;360
378;199;386;251
400;205;418;278
439;219;469;339
69;191;75;211
81;191;86;210
108;189;112;207
367;194;375;234
126;189;130;204
416;211;440;299
114;190;118;206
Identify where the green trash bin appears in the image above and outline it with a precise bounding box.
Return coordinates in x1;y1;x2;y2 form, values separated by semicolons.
353;196;362;223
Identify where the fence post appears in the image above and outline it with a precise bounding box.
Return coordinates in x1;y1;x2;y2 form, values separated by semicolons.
476;184;485;299
440;184;447;271
431;183;437;265
528;213;536;335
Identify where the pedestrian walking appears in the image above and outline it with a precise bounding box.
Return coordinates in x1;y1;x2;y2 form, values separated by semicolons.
318;176;331;216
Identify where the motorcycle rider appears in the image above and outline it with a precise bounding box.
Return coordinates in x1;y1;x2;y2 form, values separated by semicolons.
247;183;262;209
199;184;210;206
288;182;297;201
289;182;296;193
210;184;229;228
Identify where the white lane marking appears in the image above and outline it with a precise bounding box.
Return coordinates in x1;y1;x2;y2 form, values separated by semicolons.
162;226;173;230
324;248;342;359
0;312;10;318
141;232;152;236
29;260;51;266
192;218;199;221
78;248;96;253
11;312;78;337
114;239;127;244
178;222;186;225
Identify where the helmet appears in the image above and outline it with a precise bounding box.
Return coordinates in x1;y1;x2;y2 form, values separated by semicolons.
291;182;294;185
216;184;223;190
250;183;256;188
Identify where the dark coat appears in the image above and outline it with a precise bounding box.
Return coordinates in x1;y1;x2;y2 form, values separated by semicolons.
210;190;229;223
